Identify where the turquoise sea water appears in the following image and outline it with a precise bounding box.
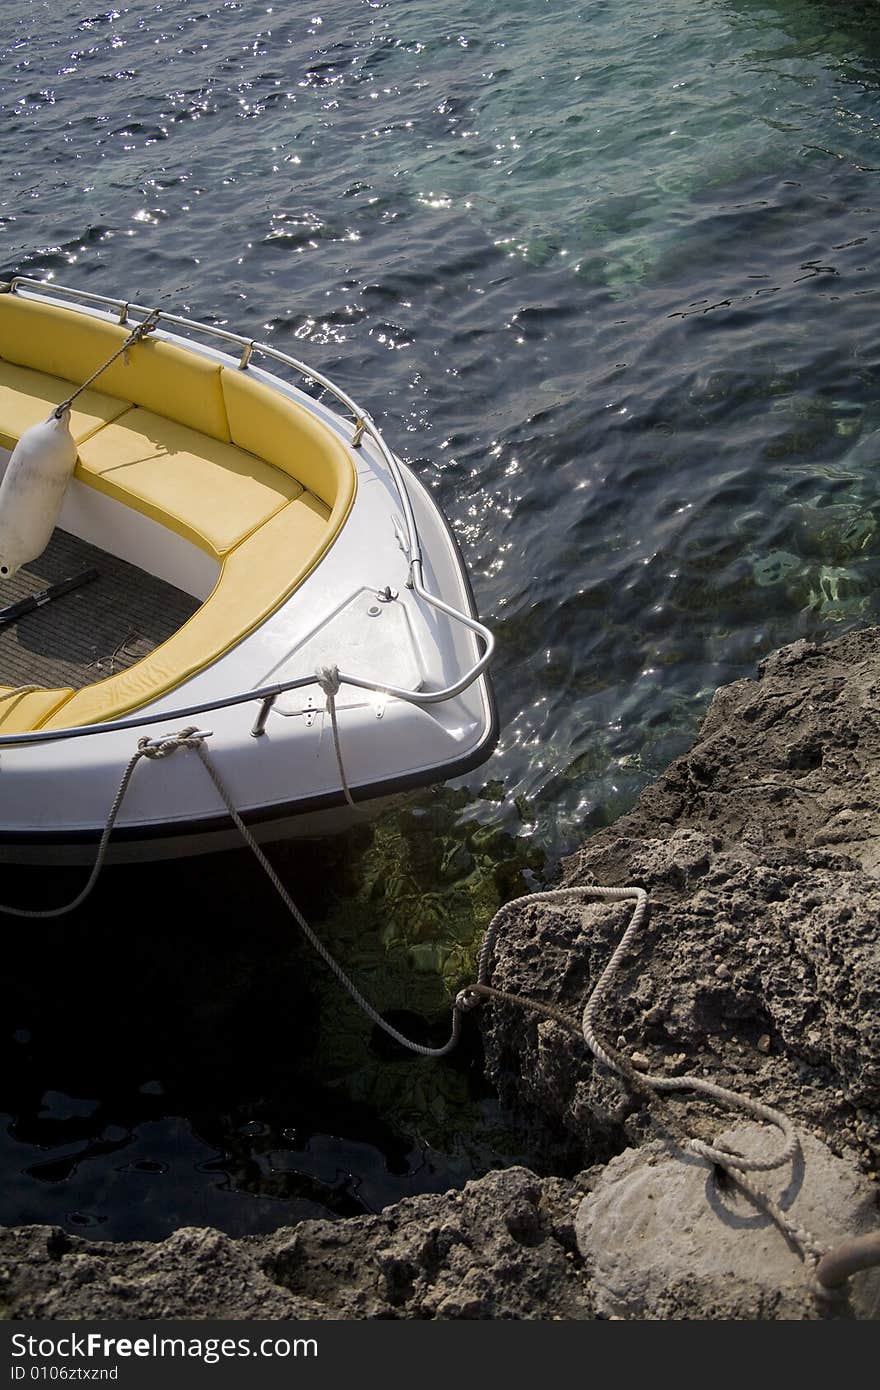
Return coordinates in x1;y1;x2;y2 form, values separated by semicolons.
3;0;880;1237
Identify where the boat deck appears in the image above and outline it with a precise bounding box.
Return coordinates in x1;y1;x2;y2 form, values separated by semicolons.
0;530;200;693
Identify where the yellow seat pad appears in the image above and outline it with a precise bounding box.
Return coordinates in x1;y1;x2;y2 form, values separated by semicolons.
0;295;359;734
0;360;132;452
39;494;332;731
76;408;304;557
0;686;73;733
221;368;353;511
0;295;230;441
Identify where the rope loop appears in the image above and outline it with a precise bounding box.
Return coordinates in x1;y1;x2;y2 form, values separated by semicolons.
128;309;159;343
0;725;209;920
121;309;159;364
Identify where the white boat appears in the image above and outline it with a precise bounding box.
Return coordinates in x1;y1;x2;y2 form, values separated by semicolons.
0;278;496;864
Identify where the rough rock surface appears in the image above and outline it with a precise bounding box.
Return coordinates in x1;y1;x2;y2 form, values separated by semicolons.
482;629;880;1187
3;626;880;1320
0;1168;591;1320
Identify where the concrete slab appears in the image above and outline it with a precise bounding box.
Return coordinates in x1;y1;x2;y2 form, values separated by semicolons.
575;1122;880;1319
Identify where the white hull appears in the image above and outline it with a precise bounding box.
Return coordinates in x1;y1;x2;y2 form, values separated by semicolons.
0;794;405;866
0;282;496;864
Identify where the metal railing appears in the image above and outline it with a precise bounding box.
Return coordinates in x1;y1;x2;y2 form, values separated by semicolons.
0;278;494;749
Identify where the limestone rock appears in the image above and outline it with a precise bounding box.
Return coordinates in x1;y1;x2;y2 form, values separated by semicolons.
0;1168;592;1320
482;629;880;1182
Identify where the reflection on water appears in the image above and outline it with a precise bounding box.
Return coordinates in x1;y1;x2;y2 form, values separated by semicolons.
3;0;880;1235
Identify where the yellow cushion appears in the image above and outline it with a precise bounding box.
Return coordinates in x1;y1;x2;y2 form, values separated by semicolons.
39;494;333;730
221;367;353;510
0;360;132;451
76;408;303;557
0;295;230;441
0;299;359;732
0;686;73;733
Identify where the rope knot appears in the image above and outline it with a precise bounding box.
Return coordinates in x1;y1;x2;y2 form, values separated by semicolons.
315;664;342;698
130;309;160;343
122;310;160;366
54;308;162;417
455;987;483;1012
137;725;205;759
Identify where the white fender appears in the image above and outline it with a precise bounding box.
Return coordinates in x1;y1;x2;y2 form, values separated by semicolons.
0;409;77;578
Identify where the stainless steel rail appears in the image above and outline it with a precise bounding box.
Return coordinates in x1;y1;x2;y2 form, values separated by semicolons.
0;277;494;749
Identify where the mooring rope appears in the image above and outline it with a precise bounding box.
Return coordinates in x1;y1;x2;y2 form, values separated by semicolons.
189;734;462;1056
0;726;205;919
315;664;356;808
466;886;825;1265
0;685;42;703
0;726;458;1054
53;309;160;418
2;726;875;1295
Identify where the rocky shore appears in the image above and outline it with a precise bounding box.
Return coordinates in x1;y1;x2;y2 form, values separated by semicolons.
3;627;879;1320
